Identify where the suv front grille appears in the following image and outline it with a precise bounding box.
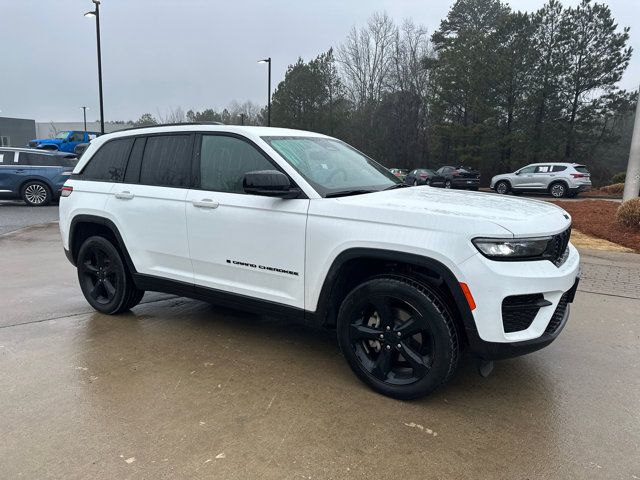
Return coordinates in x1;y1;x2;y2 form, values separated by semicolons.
546;226;571;267
502;294;551;333
545;290;571;335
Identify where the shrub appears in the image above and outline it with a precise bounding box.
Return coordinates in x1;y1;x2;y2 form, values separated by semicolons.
611;172;626;184
616;198;640;229
600;183;625;195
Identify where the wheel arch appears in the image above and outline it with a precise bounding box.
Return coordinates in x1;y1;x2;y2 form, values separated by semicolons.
68;215;137;275
548;179;569;191
310;248;477;343
494;179;511;189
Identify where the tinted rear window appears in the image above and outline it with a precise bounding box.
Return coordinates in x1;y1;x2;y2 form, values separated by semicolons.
139;135;192;188
0;151;16;164
552;166;567;172
574;166;589;174
19;152;72;167
82;138;133;182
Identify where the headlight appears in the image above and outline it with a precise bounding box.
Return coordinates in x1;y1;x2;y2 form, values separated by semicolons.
472;237;551;260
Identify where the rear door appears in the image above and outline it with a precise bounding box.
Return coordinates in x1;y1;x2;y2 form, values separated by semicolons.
103;134;194;284
185;133;308;308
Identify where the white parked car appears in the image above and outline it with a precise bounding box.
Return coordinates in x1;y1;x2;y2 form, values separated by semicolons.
490;162;592;198
59;125;580;400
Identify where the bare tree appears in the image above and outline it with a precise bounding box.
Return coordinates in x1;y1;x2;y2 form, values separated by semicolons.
338;12;397;106
156;107;186;124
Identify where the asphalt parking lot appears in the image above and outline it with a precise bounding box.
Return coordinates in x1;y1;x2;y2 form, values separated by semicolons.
1;221;639;479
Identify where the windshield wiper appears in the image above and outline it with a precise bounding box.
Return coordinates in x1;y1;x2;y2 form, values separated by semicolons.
382;183;409;191
325;189;376;198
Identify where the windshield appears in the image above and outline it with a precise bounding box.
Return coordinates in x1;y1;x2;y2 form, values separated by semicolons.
54;131;71;140
262;136;399;197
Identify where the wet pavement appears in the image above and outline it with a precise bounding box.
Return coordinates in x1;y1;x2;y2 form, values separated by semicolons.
1;224;639;479
0;201;59;235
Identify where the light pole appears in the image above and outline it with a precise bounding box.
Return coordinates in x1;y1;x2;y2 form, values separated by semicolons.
258;57;271;126
80;106;89;134
84;1;104;134
623;84;640;200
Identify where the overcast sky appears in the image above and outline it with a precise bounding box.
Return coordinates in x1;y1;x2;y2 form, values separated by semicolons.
0;0;637;123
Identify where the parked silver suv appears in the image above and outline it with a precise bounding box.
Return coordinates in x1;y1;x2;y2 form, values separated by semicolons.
491;163;591;198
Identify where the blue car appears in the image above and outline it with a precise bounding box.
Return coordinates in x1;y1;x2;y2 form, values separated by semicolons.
0;148;77;206
28;130;100;153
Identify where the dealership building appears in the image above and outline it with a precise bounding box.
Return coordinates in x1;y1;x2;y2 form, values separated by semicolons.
0;117;36;147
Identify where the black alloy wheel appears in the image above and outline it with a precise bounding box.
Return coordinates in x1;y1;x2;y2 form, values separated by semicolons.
444;180;452;189
337;276;459;400
77;236;144;314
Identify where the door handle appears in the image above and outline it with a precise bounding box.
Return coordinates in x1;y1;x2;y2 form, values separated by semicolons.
192;199;219;209
115;191;134;200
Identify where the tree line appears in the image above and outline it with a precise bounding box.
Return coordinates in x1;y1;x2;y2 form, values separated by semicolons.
269;0;635;185
119;0;634;186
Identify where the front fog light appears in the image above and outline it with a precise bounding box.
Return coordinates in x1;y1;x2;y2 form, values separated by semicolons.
472;237;551;259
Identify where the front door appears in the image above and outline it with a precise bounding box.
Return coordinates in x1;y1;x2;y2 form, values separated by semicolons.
512;165;536;188
185;134;308;308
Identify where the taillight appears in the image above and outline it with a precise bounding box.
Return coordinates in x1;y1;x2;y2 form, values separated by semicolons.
419;174;428;178
61;186;73;197
452;171;460;176
571;173;588;178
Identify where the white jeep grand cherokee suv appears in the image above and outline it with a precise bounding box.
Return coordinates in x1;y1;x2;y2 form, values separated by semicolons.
59;125;580;400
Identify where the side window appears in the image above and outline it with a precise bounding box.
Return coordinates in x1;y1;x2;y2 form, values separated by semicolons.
518;166;536;174
139;135;192;188
19;152;57;166
82;138;133;182
123;137;146;184
552;165;567;172
534;165;551;173
199;135;276;194
70;132;85;142
0;151;15;164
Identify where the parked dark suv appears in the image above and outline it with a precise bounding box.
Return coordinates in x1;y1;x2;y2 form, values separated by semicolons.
0;148;76;205
435;166;480;190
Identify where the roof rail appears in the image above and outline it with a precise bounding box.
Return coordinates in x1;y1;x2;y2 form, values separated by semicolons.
119;121;225;132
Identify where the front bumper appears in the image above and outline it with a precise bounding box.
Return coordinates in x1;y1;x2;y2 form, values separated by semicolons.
467;276;578;360
457;244;580;359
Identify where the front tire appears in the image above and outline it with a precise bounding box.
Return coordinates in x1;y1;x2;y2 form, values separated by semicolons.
444;180;452;189
77;236;144;314
21;181;51;206
495;181;509;195
413;179;418;186
337;276;460;400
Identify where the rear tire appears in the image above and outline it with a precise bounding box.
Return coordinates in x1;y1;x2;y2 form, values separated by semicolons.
413;180;418;186
21;181;51;206
77;236;144;314
549;182;568;198
336;276;460;400
444;180;452;189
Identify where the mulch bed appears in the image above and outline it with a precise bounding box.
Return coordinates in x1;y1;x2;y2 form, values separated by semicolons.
551;200;640;252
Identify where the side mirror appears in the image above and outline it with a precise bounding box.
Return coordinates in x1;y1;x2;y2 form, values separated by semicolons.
514;170;520;175
243;170;301;199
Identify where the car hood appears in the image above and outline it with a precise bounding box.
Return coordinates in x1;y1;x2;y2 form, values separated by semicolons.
32;138;63;145
324;187;571;237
